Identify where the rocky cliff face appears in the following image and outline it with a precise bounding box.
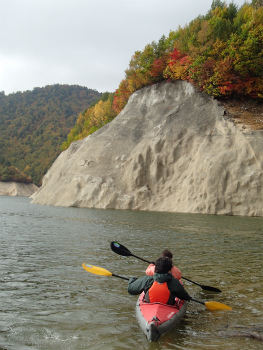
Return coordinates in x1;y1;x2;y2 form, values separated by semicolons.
31;81;263;216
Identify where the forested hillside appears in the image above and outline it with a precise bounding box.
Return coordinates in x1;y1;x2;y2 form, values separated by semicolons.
0;85;102;185
63;0;262;149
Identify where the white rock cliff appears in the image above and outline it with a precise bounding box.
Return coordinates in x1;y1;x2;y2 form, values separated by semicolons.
0;182;38;197
31;81;263;216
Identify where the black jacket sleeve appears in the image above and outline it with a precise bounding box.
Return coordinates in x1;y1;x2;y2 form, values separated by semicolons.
168;278;191;301
127;276;153;295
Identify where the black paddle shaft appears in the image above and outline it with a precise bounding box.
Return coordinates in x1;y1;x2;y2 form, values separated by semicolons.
181;277;222;293
112;273;129;281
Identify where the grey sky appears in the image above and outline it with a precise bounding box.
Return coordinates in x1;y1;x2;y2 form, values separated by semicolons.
0;0;247;95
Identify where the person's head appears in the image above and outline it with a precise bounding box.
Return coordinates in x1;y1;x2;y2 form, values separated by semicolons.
161;249;173;260
154;257;173;274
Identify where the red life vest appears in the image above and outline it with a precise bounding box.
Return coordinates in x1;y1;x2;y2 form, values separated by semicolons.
145;281;175;305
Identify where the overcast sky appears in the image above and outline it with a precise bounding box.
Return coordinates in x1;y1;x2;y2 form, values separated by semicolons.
0;0;247;95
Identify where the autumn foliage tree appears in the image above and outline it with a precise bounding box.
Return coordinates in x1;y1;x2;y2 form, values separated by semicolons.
61;92;116;150
65;1;263;151
0;156;32;182
112;0;263;115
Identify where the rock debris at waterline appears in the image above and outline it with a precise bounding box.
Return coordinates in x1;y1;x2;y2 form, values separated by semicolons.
0;182;38;197
31;81;263;217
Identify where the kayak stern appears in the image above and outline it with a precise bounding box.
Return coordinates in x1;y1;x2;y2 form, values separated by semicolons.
136;293;187;342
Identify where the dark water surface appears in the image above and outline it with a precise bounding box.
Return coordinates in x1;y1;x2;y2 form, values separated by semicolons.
0;196;262;350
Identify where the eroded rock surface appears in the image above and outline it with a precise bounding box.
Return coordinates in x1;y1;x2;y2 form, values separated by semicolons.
31;81;263;216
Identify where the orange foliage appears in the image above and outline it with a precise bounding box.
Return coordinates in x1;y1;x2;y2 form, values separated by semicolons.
112;80;132;114
164;49;192;81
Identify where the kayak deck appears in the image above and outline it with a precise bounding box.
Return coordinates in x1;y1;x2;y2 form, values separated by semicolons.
135;292;187;342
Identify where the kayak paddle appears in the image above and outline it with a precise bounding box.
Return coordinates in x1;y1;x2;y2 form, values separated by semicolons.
82;263;232;311
110;241;222;293
190;298;232;310
82;263;129;280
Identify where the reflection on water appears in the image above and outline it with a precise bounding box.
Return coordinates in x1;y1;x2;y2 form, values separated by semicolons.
0;196;262;350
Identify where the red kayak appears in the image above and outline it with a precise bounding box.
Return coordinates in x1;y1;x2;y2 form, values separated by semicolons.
135;292;187;341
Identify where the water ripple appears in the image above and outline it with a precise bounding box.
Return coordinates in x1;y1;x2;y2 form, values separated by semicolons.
0;197;262;349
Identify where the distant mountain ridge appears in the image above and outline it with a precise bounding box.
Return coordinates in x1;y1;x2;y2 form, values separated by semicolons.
0;84;102;185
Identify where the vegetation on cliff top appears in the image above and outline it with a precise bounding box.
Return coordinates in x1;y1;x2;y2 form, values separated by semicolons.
113;0;263;113
0;85;102;185
63;0;262;149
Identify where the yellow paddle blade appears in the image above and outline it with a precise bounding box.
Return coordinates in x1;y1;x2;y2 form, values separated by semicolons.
205;301;232;311
82;263;113;276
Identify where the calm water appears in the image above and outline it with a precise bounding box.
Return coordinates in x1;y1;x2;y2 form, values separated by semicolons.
0;196;262;350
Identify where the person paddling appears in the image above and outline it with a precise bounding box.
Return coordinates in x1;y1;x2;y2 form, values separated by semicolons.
145;249;182;281
128;257;190;305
